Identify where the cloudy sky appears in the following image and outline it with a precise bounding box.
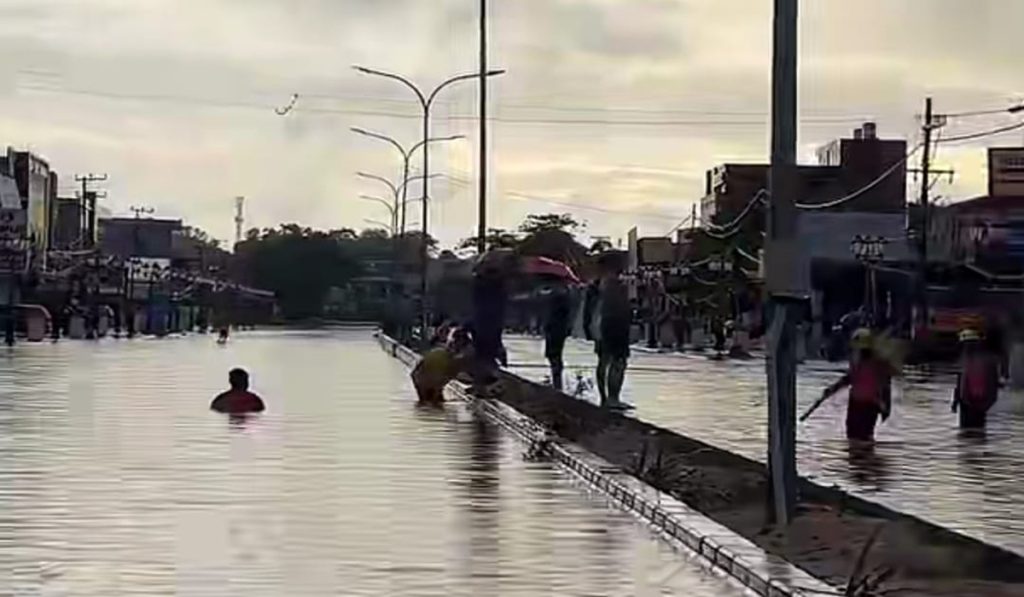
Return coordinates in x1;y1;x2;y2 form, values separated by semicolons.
1;0;1021;248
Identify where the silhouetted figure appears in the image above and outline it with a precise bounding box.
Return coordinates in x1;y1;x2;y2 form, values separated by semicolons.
217;327;229;344
584;252;632;409
211;368;265;414
953;329;999;430
543;284;573;391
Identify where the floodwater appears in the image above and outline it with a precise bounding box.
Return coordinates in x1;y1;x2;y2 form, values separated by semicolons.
506;335;1024;557
0;330;748;597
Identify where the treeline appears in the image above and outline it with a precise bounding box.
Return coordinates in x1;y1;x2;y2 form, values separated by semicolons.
232;224;434;319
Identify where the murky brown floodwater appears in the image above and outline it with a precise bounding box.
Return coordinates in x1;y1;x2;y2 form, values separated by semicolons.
507;336;1024;557
0;330;748;596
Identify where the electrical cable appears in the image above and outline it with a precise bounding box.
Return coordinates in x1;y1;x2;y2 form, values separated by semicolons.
795;143;923;210
936;120;1024;144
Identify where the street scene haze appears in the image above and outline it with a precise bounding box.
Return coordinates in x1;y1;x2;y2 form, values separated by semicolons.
2;1;1024;596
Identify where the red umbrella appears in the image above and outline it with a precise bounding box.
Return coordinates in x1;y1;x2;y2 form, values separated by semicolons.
520;256;581;283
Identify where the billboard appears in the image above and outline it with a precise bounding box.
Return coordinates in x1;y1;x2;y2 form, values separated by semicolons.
637;237;675;265
989;148;1024;197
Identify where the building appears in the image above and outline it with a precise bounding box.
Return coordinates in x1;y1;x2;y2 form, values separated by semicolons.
0;148;55;268
930;147;1024;273
99;217;182;259
700;123;907;226
50;195;98;251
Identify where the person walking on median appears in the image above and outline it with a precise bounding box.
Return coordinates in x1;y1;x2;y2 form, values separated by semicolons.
952;329;1000;430
583;251;633;410
542;281;573;391
470;249;513;393
806;328;891;441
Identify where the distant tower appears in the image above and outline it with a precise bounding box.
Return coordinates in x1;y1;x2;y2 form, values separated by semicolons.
234;196;245;245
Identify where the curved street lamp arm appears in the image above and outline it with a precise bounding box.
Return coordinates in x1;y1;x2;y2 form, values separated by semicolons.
358;194;397;216
408;134;465;160
427;69;505;107
352;65;427;108
397;173;442;195
350;127;406;157
356;172;400;199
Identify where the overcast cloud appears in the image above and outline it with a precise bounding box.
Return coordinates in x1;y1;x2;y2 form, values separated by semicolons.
1;0;1021;247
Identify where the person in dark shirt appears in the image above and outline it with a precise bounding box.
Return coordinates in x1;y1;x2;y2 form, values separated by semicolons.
583;252;632;409
211;368;266;414
543;283;573;391
471;252;512;391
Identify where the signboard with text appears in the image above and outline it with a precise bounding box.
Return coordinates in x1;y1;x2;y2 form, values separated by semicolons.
989;148;1024;197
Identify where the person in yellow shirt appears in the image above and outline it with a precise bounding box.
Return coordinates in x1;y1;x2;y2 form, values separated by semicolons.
411;327;473;405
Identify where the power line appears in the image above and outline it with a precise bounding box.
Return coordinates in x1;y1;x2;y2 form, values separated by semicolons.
504;191;682;220
795;143;923;210
14;84;887;128
936;119;1024;144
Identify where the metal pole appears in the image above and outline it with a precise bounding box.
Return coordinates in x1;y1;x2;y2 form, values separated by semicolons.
917;97;933;333
420;105;430;341
400;152;411;237
477;0;489;254
765;0;800;526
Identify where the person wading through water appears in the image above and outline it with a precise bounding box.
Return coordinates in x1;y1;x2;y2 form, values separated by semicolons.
542;281;573;391
583;251;633;410
953;329;1000;430
211;368;266;414
812;328;892;441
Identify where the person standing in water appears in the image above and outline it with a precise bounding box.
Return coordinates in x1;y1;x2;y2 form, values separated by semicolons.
211;368;266;414
583;252;633;410
953;329;1000;430
815;328;892;441
542;281;573;391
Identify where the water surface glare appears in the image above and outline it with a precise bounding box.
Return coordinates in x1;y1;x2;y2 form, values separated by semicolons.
0;330;746;596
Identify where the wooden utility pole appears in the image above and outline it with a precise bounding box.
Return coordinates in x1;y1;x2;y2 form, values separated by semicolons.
916;97;934;331
75;173;107;248
764;0;802;526
476;0;489;254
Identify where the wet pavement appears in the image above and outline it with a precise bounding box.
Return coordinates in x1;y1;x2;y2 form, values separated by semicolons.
0;330;749;596
505;335;1024;557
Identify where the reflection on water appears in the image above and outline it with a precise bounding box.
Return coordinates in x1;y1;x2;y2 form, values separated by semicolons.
506;336;1024;556
0;330;743;596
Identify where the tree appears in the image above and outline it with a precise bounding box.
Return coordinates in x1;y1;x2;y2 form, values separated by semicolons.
518;213;583;237
457;228;521;252
181;225;221;249
233;224;362;319
589;238;615;254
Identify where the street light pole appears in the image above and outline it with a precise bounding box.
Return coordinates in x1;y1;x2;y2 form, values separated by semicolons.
478;0;490;254
764;0;801;526
350;128;464;238
353;65;506;340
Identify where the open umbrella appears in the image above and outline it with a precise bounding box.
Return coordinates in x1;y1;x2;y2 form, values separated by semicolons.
520;256;581;283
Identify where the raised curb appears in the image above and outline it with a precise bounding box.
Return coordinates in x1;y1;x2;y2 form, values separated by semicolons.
377;333;839;597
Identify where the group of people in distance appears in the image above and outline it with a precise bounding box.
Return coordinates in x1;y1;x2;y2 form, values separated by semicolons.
409;249;636;411
810;326;1001;441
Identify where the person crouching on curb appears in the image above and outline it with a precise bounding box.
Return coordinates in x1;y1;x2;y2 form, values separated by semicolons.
411;327;474;405
819;328;892;442
953;329;999;430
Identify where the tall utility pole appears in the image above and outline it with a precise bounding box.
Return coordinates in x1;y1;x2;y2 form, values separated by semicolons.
916;97;934;332
477;0;489;254
764;0;802;526
234;196;245;246
75;173;107;248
